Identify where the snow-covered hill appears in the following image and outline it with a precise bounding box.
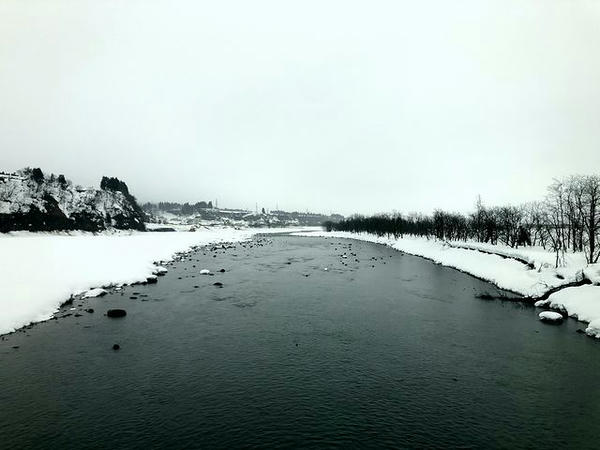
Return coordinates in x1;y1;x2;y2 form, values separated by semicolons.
0;169;145;232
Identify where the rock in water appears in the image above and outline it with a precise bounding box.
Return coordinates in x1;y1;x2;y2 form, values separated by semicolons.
539;311;563;323
153;266;168;276
112;344;120;350
200;269;211;275
107;309;127;318
213;282;223;287
146;275;158;284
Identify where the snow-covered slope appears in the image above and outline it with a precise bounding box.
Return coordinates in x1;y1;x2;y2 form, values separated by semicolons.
0;169;145;232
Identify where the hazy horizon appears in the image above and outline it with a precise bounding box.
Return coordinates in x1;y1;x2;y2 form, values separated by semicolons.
2;0;599;216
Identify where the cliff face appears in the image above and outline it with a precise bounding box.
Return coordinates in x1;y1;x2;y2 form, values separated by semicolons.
0;170;146;232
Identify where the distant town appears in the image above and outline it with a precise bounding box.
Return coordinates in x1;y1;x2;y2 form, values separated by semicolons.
142;201;344;229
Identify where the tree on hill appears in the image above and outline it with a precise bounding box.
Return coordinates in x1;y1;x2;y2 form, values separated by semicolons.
100;176;130;195
31;168;44;183
100;175;145;221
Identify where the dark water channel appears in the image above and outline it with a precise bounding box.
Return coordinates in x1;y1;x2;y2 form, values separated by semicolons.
1;235;599;449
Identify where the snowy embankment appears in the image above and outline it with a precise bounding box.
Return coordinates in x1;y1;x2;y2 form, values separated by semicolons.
294;230;600;337
0;226;312;335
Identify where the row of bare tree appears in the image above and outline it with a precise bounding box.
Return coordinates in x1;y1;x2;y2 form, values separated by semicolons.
539;175;600;265
324;175;600;266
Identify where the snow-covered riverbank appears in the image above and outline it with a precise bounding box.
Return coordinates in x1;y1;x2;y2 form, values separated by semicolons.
294;230;600;338
0;227;313;335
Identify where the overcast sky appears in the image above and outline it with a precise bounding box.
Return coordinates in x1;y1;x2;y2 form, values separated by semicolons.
1;1;599;215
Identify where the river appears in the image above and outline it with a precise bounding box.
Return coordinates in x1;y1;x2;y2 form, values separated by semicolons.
1;235;599;449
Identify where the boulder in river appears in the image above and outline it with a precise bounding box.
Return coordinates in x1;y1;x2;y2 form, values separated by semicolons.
112;344;120;350
539;311;563;323
146;275;158;284
153;266;168;276
200;269;211;275
107;309;127;318
213;282;223;287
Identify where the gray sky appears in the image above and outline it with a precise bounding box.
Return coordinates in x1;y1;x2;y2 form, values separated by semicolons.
1;0;599;215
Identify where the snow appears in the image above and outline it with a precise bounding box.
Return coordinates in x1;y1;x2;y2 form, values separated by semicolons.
539;311;564;322
145;222;195;232
82;288;108;298
153;266;168;275
294;230;600;337
199;269;211;275
446;240;587;270
0;226;313;335
548;286;600;337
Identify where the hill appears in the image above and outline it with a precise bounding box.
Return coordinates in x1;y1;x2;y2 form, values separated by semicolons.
0;168;145;232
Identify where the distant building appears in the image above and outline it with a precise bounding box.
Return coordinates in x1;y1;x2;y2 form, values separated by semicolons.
0;172;25;182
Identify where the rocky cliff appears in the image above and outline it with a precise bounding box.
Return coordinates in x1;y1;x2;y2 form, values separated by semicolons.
0;169;146;232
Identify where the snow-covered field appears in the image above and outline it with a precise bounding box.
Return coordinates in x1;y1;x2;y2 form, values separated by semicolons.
294;230;600;338
0;226;313;335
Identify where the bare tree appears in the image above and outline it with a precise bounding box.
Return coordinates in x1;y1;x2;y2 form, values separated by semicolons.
523;201;545;247
564;175;585;252
545;179;568;267
471;195;486;242
578;175;600;263
326;174;599;265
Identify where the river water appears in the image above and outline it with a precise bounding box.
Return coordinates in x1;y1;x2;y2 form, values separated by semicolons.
1;235;599;449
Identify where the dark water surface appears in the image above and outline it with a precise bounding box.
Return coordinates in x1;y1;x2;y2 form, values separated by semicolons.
1;235;599;449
